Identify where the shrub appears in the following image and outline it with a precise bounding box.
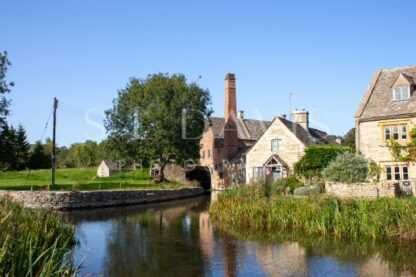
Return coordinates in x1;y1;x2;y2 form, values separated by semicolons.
322;152;368;183
294;146;351;178
274;176;304;193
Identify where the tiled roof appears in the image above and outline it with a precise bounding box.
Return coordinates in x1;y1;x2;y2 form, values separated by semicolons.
356;65;416;121
102;160;135;171
278;117;328;146
206;117;271;141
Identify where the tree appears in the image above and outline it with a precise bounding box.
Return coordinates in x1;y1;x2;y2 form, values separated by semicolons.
28;141;51;169
14;124;30;170
62;140;99;168
105;74;212;182
342;128;355;150
0;51;14;127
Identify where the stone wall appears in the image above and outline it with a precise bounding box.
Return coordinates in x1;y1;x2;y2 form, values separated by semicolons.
325;182;396;199
0;187;204;210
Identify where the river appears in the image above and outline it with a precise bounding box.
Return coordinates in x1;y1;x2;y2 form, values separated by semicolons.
62;193;416;277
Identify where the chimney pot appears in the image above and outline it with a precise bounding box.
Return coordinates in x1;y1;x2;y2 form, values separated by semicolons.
239;110;244;120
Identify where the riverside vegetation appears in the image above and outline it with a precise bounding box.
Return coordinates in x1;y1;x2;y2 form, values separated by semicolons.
0;198;77;276
210;185;416;241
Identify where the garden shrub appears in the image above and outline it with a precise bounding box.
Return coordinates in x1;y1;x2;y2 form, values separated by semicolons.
322;152;368;183
294;146;351;178
273;176;303;193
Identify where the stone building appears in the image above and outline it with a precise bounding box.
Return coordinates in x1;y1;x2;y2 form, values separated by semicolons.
245;110;329;183
355;65;416;183
97;160;136;177
199;73;271;189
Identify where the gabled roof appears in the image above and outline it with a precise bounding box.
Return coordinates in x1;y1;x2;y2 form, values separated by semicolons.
356;65;416;121
278;117;328;146
205;117;272;141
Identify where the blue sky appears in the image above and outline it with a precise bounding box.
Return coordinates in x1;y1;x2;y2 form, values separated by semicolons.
3;0;416;146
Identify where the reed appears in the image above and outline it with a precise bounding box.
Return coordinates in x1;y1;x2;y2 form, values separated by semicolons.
210;187;416;241
0;198;77;276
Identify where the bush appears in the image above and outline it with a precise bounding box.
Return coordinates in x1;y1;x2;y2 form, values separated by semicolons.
294;146;351;178
274;176;304;193
322;152;368;183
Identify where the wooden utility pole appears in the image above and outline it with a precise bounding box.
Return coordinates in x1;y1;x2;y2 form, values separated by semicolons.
51;98;58;187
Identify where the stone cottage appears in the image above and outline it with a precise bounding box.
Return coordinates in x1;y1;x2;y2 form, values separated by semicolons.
199;73;271;189
355;65;416;183
245;110;329;183
355;66;416;181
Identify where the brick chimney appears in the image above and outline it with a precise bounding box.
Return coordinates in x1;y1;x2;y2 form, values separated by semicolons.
224;73;238;160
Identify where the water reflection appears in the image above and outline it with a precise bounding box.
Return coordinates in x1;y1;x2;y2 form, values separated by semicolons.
62;195;416;277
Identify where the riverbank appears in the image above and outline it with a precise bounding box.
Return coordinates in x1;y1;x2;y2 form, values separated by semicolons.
209;187;416;241
0;198;77;276
0;187;205;210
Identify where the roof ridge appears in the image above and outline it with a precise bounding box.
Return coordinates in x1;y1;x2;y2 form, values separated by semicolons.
382;65;416;72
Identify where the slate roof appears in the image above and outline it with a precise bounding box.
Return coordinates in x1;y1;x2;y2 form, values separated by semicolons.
206;117;272;141
277;117;329;146
356;65;416;121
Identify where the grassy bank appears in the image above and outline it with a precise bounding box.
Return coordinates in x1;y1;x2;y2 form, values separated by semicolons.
0;198;77;276
210;187;416;241
0;168;185;191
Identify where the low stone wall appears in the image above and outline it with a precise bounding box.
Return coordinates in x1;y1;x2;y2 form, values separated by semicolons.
0;187;205;210
325;182;396;199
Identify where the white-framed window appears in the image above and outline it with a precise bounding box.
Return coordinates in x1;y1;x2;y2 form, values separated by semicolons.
383;125;408;141
386;167;392;180
271;139;282;151
385;127;391;140
393;126;399;140
253;167;264;179
393;86;410;101
386;165;409;181
401;125;408;140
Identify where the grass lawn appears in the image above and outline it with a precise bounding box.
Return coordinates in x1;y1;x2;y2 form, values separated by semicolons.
0;168;185;191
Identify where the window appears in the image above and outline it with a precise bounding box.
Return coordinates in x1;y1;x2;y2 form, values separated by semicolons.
386;165;410;181
394;166;401;180
393;86;410;101
253;167;264;179
386;167;392;180
214;164;218;171
385;127;391;140
393;126;399;140
383;125;408;141
202;151;205;158
403;166;409;180
401;125;408;140
207;150;211;158
271;139;282;151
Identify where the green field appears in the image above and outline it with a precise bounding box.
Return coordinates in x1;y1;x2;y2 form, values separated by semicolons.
0;168;184;191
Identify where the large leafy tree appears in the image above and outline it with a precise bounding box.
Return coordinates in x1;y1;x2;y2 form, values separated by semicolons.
105;73;212;182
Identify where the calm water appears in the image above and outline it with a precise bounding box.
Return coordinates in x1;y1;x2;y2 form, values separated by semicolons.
62;193;416;277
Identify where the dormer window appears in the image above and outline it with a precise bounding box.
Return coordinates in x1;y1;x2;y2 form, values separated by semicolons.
393;86;410;101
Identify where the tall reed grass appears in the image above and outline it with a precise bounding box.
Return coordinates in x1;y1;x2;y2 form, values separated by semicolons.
0;198;78;276
210;187;416;241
